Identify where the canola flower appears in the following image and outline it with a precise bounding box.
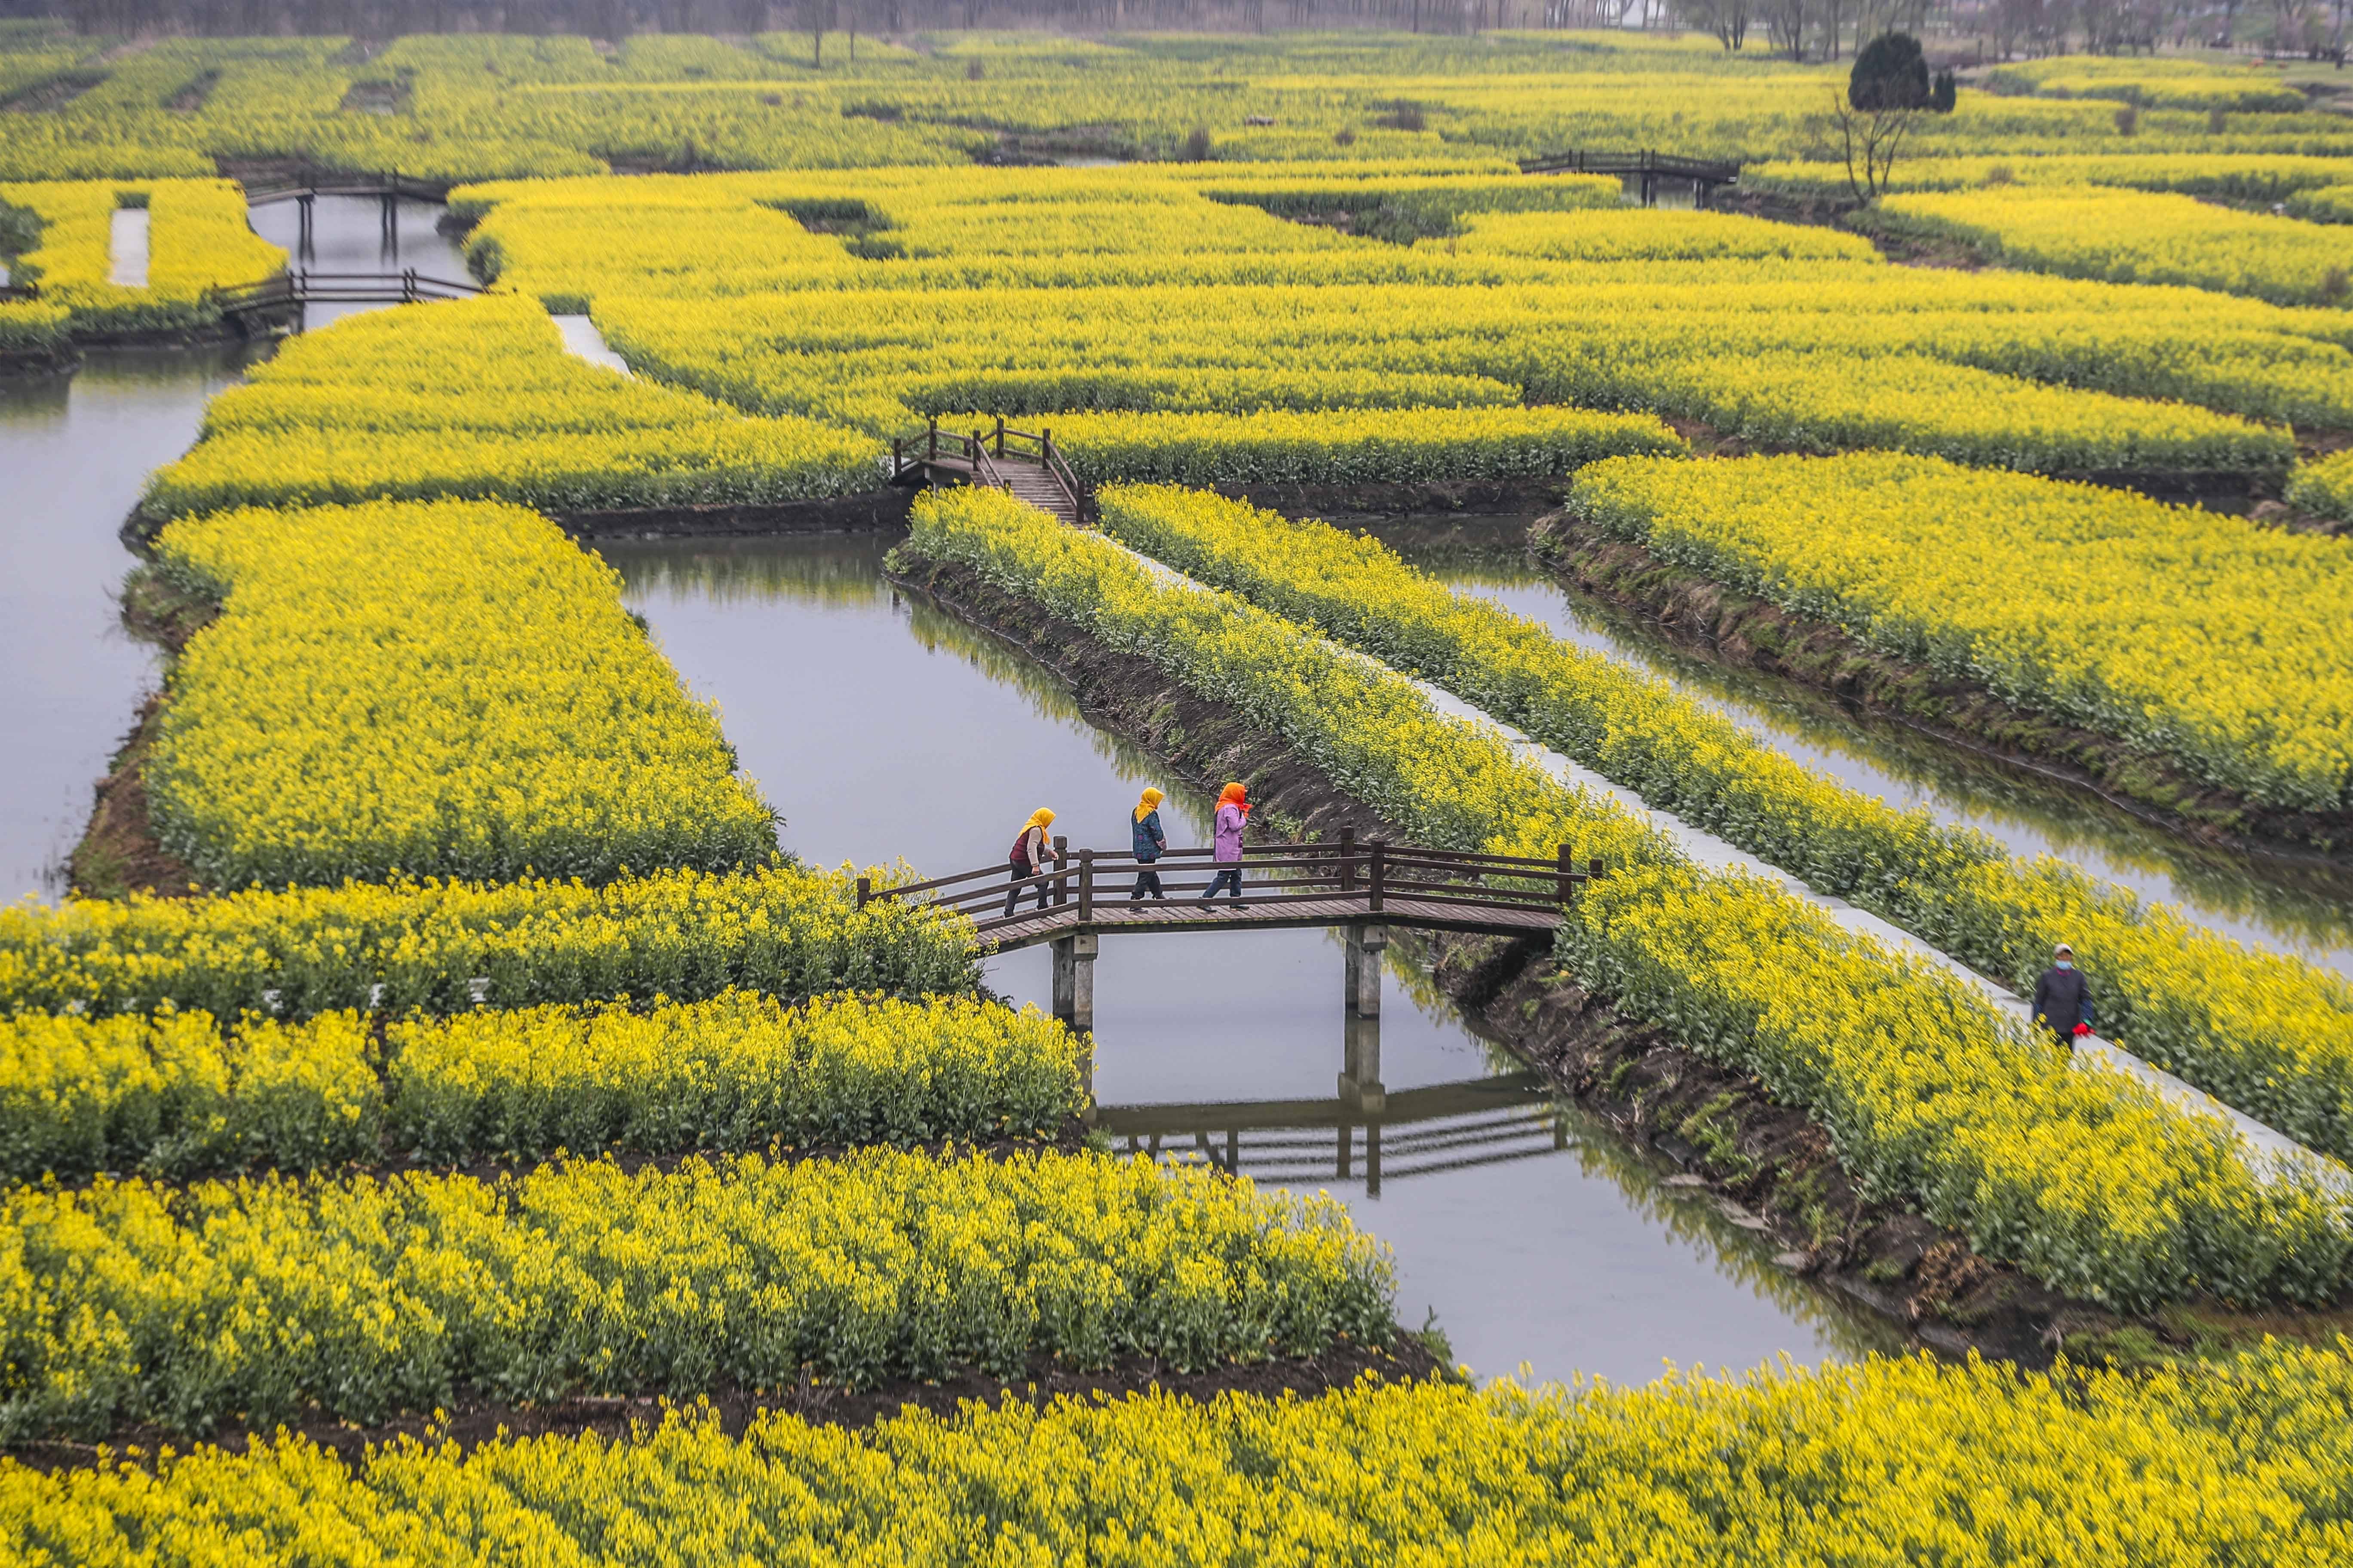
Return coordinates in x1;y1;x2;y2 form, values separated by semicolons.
1566;451;2353;814
0;864;981;1021
1453;206;1884;263
0;1147;1393;1440
1093;483;2353;1163
146;497;780;888
0;176;283;334
140;294;882;518
0;991;1081;1181
1871;183;2353;309
1009;404;1685;487
2286;446;2353;523
6;1339;2351;1562
900;486;2353;1310
580;254;2309;466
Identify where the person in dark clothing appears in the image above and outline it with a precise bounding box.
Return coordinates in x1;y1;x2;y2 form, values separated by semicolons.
1129;787;1169;900
1005;807;1056;917
2031;942;2094;1049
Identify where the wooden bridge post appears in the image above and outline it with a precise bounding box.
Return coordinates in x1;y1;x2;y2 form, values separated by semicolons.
1050;931;1097;1035
927;416;939;460
856;875;870;911
1337;826;1356;894
1367;842;1385;916
993;414;1006;457
1077;847;1094;923
1556;843;1574;906
1052;834;1069;906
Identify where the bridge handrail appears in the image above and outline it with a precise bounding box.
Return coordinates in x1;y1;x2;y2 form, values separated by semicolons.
208;269;488;312
859;833;1606;931
1519;147;1741;181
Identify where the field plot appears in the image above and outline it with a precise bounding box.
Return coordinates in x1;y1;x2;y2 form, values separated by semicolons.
8;18;2353;1562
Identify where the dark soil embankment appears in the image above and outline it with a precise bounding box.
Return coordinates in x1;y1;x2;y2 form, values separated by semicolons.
64;567;212;899
1531;511;2353;864
549;488;915;539
5;1336;1443;1473
887;551;2151;1367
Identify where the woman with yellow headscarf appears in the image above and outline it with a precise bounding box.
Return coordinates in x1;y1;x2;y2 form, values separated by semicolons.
1004;805;1056;918
1128;787;1168;901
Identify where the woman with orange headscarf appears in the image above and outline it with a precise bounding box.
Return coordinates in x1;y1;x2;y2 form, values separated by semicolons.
1129;787;1169;901
1200;781;1249;903
1004;806;1056;918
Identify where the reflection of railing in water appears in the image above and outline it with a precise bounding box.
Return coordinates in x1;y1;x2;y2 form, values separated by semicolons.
1100;1074;1564;1198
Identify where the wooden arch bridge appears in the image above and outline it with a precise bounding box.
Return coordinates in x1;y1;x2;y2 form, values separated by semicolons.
890;415;1090;525
861;830;1603;1037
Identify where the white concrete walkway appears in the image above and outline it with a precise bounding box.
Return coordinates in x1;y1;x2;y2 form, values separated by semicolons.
1105;531;2349;1194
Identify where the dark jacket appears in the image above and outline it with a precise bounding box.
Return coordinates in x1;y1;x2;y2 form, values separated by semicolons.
1132;809;1166;862
2031;965;2092;1038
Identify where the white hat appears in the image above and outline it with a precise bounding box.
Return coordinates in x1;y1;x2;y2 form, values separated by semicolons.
2054;942;2073;956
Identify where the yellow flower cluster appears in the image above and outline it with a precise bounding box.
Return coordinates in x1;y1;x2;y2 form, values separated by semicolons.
0;299;67;358
564;224;2311;463
1092;482;2353;1163
1019;404;1684;487
902;486;2353;1308
0;866;979;1022
10;1337;2351;1560
0;1147;1393;1439
0;991;1080;1181
1985;55;2310;113
1874;183;2353;309
1568;452;2353;812
141;294;882;519
1454;206;1883;263
0;1007;377;1181
0;177;282;333
1746;150;2353;202
2286;446;2353;523
146;498;777;887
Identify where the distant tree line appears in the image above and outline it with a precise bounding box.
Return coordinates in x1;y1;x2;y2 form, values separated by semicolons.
28;0;1580;37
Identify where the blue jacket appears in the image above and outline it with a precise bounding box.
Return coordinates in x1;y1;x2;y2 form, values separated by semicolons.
1132;809;1166;862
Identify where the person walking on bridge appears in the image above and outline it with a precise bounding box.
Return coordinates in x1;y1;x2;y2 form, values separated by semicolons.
2031;942;2095;1050
1129;787;1169;900
1005;806;1056;917
1200;781;1249;902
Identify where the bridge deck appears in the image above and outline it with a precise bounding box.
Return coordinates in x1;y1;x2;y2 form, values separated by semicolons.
982;893;1562;953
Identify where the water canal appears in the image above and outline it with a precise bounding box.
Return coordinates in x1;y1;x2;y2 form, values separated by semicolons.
606;532;1909;1385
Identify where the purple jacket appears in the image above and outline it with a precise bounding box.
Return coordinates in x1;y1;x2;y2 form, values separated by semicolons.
1212;802;1246;862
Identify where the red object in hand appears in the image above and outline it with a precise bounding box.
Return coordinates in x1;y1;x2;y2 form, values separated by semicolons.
2073;1023;2092;1037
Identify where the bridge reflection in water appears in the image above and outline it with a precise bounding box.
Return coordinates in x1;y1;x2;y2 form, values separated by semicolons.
1099;1072;1564;1199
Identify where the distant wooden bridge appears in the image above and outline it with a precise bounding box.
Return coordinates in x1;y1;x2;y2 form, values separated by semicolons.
862;831;1602;1033
1520;148;1742;207
891;415;1089;525
237;168;456;253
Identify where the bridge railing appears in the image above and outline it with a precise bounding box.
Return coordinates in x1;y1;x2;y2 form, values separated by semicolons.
240;168;455;206
892;413;1091;522
859;830;1604;937
210;269;487;315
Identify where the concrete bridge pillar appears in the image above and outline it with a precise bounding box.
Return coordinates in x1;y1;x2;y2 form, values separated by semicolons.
1341;923;1385;1117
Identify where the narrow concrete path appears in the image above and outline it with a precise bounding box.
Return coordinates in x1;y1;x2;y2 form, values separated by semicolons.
551;313;632;376
1104;533;2350;1193
109;207;148;288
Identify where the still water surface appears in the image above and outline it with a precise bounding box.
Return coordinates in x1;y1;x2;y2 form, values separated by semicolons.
605;532;1907;1386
